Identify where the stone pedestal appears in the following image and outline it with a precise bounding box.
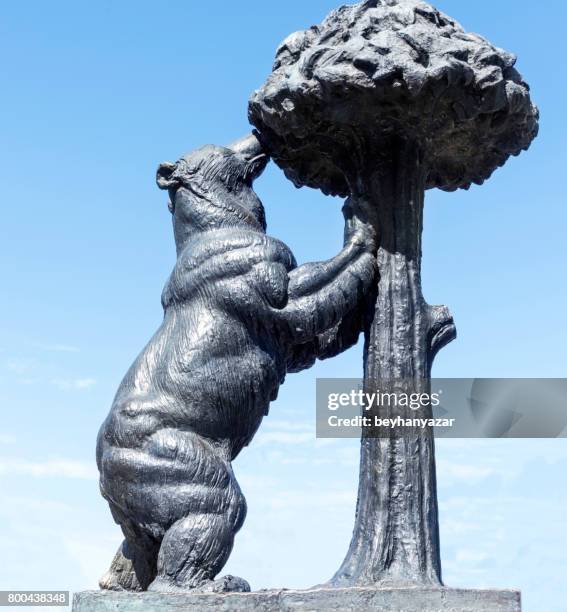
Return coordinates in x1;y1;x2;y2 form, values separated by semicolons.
73;586;520;611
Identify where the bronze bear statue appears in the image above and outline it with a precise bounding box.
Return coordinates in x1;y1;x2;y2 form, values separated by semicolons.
96;133;376;592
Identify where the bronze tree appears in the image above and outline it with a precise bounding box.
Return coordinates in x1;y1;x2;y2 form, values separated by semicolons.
249;0;538;587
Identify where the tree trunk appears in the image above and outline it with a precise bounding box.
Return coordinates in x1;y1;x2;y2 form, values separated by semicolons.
331;139;456;587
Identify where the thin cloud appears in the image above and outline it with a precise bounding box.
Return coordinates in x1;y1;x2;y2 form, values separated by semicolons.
266;488;355;511
16;377;42;386
455;549;491;564
264;419;313;431
256;431;313;446
6;359;36;375
256;420;315;446
437;460;495;484
39;344;80;353
50;378;96;391
0;457;97;480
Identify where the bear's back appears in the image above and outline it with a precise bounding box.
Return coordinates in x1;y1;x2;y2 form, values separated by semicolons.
162;227;296;311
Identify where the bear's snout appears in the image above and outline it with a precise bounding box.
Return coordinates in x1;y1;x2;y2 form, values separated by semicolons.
228;133;269;181
227;132;266;160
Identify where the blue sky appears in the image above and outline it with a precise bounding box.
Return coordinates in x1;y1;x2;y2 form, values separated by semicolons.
0;1;565;610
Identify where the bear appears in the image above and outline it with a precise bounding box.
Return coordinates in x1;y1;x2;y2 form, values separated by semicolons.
96;132;376;593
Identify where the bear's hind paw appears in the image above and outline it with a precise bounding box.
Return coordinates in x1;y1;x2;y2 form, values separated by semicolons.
149;574;250;593
194;575;251;593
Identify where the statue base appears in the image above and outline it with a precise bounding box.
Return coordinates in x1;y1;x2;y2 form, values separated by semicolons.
73;586;520;611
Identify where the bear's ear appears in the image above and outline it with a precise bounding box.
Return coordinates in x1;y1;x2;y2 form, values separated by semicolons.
156;161;179;190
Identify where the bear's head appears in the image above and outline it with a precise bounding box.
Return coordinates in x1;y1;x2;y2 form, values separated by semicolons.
156;133;269;254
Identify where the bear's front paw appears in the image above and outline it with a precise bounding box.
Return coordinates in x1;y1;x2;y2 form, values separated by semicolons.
350;227;377;254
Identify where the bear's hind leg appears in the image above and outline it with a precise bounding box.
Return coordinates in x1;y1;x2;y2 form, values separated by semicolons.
99;538;158;592
149;512;249;593
148;448;248;593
